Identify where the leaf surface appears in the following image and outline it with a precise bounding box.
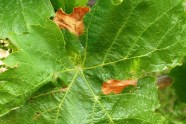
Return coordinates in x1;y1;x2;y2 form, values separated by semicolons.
82;0;186;76
0;0;54;38
0;20;74;116
0;76;164;124
0;0;186;123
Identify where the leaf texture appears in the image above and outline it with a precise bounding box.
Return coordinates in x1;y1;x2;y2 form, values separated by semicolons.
0;0;186;123
0;0;54;38
0;20;74;116
0;76;164;124
82;0;186;75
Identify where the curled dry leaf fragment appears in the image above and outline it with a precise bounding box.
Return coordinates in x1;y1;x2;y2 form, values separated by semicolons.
53;7;90;36
102;79;137;95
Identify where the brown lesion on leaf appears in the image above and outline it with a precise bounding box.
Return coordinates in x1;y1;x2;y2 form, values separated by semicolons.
102;79;137;95
53;7;90;36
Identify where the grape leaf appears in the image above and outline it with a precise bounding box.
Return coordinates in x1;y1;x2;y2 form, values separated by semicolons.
0;0;54;39
169;57;186;103
81;0;186;75
0;20;75;116
0;0;186;123
0;76;164;124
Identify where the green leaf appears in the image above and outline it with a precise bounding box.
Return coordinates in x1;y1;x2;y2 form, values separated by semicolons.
0;76;165;124
0;20;74;116
82;0;186;76
50;0;89;13
169;58;186;103
0;0;186;123
0;0;54;38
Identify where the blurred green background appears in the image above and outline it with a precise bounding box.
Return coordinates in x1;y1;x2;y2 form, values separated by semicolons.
158;88;186;124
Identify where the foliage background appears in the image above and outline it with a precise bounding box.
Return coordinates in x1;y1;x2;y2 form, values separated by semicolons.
0;0;186;123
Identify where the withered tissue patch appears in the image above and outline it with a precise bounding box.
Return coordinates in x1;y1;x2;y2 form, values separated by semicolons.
102;79;137;95
53;7;90;36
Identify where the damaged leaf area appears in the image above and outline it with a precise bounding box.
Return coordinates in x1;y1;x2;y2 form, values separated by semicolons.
102;79;137;95
53;7;90;36
0;0;186;123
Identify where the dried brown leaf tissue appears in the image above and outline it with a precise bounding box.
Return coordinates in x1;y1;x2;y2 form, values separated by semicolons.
53;7;90;36
102;79;137;95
